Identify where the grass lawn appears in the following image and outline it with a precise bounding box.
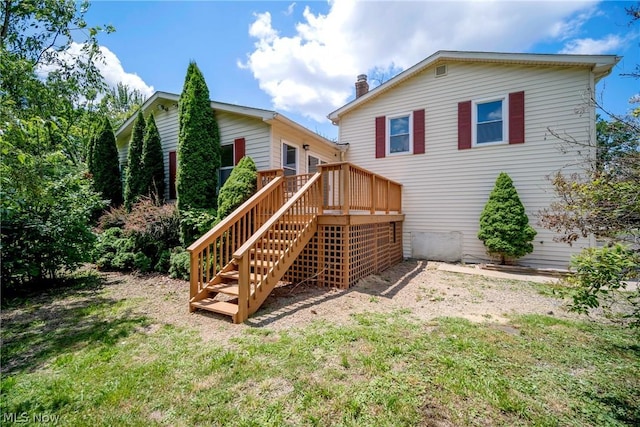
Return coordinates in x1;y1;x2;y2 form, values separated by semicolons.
1;271;639;426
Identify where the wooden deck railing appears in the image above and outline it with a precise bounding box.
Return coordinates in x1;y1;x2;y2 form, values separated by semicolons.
187;176;284;305
256;169;284;190
318;162;402;214
233;173;322;320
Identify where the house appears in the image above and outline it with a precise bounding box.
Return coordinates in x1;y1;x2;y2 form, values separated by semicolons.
328;51;620;269
114;91;343;198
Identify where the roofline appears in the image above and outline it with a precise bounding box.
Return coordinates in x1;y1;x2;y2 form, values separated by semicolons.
327;50;621;122
265;113;337;150
115;91;336;149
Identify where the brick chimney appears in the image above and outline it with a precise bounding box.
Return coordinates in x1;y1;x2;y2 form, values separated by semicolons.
355;74;369;98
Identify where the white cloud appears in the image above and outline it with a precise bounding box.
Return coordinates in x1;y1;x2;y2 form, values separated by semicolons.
96;44;155;98
240;0;602;122
285;2;296;16
38;42;154;100
560;34;625;54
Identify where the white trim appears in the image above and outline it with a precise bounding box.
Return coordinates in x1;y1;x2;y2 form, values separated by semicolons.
307;152;326;174
386;112;413;156
282;141;297;175
327;51;619;122
471;95;509;147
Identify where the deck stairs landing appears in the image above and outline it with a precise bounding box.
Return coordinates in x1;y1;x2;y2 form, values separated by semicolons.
188;172;321;323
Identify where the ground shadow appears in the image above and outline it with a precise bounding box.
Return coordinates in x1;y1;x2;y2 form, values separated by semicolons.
1;273;149;374
245;260;427;327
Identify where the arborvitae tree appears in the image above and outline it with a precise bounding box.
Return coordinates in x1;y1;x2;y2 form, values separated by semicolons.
176;61;221;211
141;113;165;202
92;117;123;207
123;110;146;209
216;156;257;220
478;172;536;264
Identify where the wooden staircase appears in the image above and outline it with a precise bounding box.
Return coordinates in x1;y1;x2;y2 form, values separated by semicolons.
188;172;322;323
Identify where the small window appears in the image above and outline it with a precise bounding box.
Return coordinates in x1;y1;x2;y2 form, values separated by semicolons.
283;143;297;176
387;114;412;154
220;144;234;187
473;97;508;145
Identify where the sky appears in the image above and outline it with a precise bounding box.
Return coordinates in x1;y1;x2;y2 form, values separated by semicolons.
83;0;639;139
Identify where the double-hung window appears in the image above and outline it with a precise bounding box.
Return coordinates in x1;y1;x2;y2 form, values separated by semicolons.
283;143;297;176
473;96;508;145
387;114;412;155
219;144;234;187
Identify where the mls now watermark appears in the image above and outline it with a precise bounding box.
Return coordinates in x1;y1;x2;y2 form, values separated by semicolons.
2;412;61;425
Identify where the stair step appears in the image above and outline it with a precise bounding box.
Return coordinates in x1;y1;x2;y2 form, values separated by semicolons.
250;248;283;256
191;299;238;316
220;271;260;282
249;260;276;270
208;283;239;296
261;239;291;246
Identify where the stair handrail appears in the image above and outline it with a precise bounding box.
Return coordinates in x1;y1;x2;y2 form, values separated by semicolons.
233;172;322;320
187;176;284;304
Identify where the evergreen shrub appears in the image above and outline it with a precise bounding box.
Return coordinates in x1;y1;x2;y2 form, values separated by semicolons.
478;172;536;264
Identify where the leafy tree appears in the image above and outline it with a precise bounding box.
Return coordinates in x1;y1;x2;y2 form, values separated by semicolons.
1;146;106;287
478;172;537;264
92;117;123;207
1;0;116;289
141;113;165;202
176;61;221;211
539;3;640;326
217;156;257;220
99;82;146;128
123;110;146;209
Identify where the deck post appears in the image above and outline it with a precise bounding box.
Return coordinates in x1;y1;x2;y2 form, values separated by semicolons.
386;181;390;214
189;251;199;312
342;163;350;215
370;174;376;214
237;255;249;323
318;170;324;215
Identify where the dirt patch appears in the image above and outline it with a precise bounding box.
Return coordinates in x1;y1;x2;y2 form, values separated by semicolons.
75;259;615;344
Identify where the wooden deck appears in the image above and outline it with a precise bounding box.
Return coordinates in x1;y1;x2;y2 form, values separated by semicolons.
188;162;404;323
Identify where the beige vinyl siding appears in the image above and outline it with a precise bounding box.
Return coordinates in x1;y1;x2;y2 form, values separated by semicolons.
141;107;271;199
341;62;595;268
270;121;340;173
153;106;179;200
216;111;271;170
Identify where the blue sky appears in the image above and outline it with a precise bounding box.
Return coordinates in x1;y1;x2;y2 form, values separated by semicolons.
85;1;639;139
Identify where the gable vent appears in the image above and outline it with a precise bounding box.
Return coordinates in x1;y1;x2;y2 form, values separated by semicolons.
435;64;447;77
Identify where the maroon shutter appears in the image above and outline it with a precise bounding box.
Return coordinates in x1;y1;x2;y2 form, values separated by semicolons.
509;91;525;144
234;137;245;164
458;101;472;150
413;109;425;154
375;116;386;158
169;151;177;199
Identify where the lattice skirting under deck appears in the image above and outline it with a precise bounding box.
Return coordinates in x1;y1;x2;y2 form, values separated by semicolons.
283;221;403;289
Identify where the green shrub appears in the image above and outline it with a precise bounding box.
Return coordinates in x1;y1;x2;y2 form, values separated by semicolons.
478;172;536;264
216;156;257;220
179;208;218;246
93;199;180;273
91;117;123;207
123;110;146;210
133;252;152;273
1;164;106;288
176;61;220;211
141;113;165;202
567;244;639;327
112;251;136;271
155;249;171;273
169;248;191;281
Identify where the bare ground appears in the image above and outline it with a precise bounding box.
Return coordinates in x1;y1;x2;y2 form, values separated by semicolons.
76;260;617;342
